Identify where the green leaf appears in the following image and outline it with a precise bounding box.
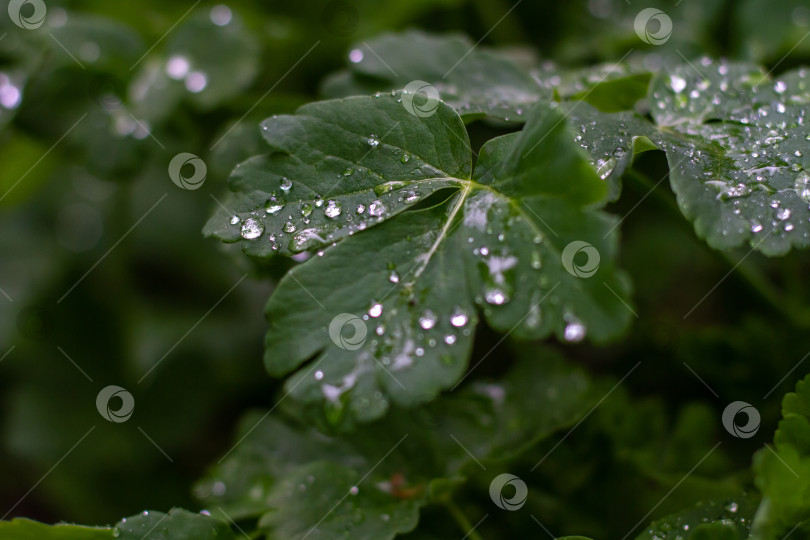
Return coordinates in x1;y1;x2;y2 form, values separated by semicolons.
322;30;550;122
196;349;597;538
204;93;470;258
0;509;234;540
635;495;758;540
115;509;236;540
559;102;661;201
0;519;113;540
752;374;810;539
650;61;810;256
569;71;652;113
213;95;631;423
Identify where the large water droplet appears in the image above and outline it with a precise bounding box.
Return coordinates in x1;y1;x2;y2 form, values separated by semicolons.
776;207;792;220
419;310;437;330
369;200;386;217
324;200;342;218
564;321;586;342
450;309;469;327
795;171;810;203
283;221;296;233
266;203;284;214
484;288;508;305
241;218;263;239
669;74;687;93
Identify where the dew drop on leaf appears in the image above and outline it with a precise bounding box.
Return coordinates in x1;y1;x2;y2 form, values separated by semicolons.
230;215;240;225
241;218;264;240
450;309;469;327
280;177;292;191
325;200;342;218
369;200;386;217
419;310;437;330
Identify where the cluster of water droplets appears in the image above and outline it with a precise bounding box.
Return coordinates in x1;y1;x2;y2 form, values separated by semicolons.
652;59;810;243
644;498;747;540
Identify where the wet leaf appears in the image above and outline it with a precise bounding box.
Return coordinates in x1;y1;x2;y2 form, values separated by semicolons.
196;350;597;539
634;495;757;540
752;374;810;539
210;94;631;423
321;30;550;122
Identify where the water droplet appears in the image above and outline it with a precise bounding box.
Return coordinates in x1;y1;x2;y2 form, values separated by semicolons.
325;200;342;218
369;200;386;217
367;135;380;148
777;207;792;220
531;251;542;269
669;74;687;93
751;221;764;233
400;153;411;164
775;81;787;93
283;221;296;233
596;157;617;180
444;334;456;345
266;203;284;214
300;203;313;217
419;310;437;330
349;49;363;63
484;288;508;305
349;486;359;495
280;177;292;191
726;501;739;513
343;168;354;176
795;171;810;202
314;196;324;208
315;370;324;380
389;271;399;283
450;309;469;327
230;215;240;225
479;246;490;256
356;204;366;214
241;218;263;239
369;303;383;318
564;321;586;342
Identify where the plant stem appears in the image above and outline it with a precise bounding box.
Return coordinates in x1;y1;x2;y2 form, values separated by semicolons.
446;501;485;540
